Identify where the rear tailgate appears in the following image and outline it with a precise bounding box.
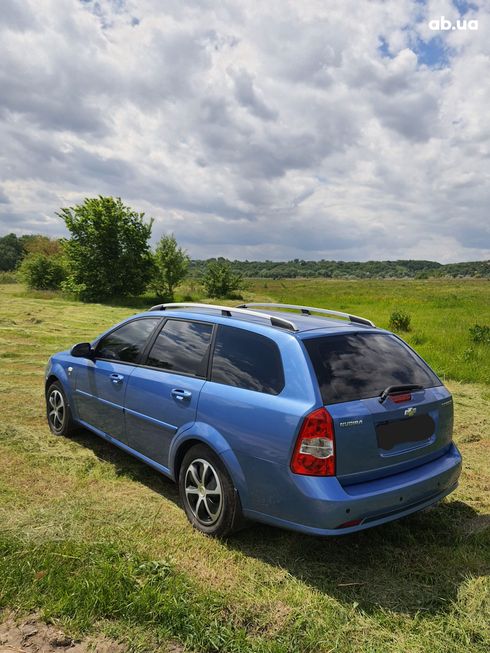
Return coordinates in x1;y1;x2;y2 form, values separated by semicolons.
303;330;454;485
328;388;453;484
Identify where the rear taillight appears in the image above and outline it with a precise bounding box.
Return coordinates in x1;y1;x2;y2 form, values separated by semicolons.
290;407;335;476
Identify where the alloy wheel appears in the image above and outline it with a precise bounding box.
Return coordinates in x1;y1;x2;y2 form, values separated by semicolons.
48;389;65;432
184;458;223;525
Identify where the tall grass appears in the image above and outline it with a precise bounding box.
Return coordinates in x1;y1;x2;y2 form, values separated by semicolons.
0;271;18;284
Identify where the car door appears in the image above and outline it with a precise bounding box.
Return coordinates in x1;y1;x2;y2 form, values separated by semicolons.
123;318;214;467
73;317;162;439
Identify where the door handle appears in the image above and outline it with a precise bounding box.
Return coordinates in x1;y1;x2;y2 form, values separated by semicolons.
110;373;124;384
171;388;192;402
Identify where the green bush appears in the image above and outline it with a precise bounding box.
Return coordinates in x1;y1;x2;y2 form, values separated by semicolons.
203;259;243;298
469;324;490;344
19;253;66;290
388;310;411;332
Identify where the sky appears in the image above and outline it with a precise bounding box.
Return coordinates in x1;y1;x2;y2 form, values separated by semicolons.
0;0;489;262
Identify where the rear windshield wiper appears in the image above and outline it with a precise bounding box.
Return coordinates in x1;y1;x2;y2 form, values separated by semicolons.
379;384;423;403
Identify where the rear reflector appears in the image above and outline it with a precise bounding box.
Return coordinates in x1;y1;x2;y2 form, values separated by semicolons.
290;407;335;476
336;519;362;529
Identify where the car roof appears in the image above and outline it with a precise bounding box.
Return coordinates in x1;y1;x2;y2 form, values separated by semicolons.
257;309;373;332
144;305;378;336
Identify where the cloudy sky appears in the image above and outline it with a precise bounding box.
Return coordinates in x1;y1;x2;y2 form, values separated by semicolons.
1;0;489;262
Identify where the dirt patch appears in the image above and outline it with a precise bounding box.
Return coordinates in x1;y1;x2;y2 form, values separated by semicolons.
0;613;125;653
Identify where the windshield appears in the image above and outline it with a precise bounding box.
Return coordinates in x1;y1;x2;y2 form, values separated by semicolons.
304;332;441;405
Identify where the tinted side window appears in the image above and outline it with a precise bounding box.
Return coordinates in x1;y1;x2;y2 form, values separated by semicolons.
146;319;213;377
211;326;284;395
96;318;161;363
304;333;441;405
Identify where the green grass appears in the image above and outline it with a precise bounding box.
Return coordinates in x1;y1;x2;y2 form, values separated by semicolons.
0;281;489;652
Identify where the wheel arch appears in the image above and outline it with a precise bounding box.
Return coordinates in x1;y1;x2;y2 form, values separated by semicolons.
44;361;75;410
172;438;204;482
169;426;249;507
45;374;60;394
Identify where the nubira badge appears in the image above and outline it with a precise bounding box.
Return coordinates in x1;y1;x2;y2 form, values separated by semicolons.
339;419;363;427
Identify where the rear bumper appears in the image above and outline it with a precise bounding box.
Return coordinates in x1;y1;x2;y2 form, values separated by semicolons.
241;443;462;536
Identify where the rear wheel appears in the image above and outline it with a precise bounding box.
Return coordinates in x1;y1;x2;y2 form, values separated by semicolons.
46;381;75;436
178;444;244;537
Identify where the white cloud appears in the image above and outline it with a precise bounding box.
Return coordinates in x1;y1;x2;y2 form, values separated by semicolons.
0;0;488;262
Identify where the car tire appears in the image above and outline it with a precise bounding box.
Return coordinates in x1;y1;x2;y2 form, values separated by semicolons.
46;381;75;436
178;444;245;537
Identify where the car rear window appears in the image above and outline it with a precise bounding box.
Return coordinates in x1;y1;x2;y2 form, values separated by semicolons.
304;332;441;405
211;325;284;395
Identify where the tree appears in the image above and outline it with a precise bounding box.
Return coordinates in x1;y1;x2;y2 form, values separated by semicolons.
19;253;66;290
203;259;243;298
151;234;189;301
20;234;62;257
0;233;24;271
58;197;153;301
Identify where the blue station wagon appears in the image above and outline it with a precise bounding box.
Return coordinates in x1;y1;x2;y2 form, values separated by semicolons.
45;303;462;537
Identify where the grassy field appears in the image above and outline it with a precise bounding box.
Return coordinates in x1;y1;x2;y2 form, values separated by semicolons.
241;278;490;385
0;280;489;652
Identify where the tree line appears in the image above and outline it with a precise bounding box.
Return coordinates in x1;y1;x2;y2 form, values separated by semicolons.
1;196;488;305
0;197;242;301
189;258;490;279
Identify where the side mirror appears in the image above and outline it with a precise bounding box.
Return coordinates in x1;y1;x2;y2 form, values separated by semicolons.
70;342;94;359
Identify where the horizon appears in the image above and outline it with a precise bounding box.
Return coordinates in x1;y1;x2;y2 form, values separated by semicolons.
2;229;489;266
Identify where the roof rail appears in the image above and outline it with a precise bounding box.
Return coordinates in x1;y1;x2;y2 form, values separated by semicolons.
236;303;376;327
148;302;298;331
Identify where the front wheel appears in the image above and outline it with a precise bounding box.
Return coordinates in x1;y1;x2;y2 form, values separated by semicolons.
178;444;245;537
46;381;75;436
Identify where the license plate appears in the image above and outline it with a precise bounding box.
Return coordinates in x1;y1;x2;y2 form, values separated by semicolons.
376;414;435;450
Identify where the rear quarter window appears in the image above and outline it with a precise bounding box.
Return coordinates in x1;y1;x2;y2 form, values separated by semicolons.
304;332;441;405
211;325;284;395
